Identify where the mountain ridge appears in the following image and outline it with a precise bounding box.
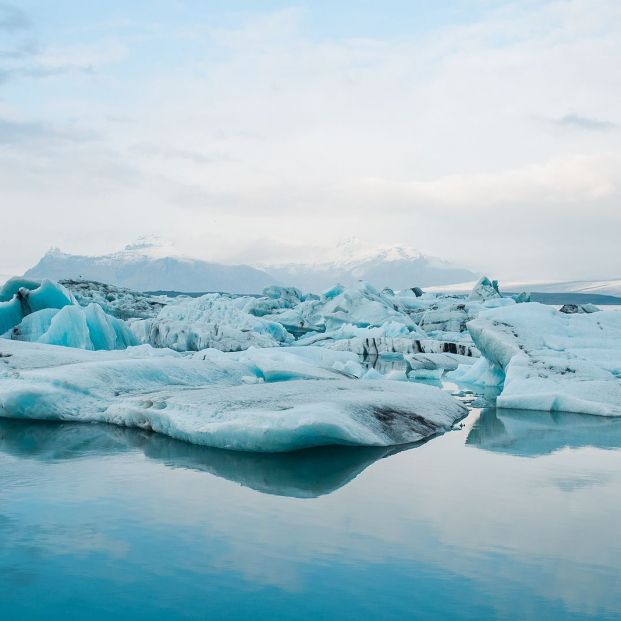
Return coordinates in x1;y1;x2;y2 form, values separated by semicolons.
25;243;276;294
23;237;479;293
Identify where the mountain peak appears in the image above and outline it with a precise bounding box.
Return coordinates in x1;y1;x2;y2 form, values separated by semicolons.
120;235;179;259
331;239;422;267
25;242;276;293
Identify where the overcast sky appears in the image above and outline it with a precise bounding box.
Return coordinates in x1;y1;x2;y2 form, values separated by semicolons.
1;0;620;280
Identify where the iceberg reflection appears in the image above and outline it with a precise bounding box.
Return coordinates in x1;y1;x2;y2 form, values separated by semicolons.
0;419;411;498
467;407;621;456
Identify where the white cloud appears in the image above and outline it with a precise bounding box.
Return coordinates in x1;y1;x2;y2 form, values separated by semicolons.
357;153;621;207
0;0;620;280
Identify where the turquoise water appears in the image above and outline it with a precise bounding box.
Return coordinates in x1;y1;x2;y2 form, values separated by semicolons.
1;405;621;620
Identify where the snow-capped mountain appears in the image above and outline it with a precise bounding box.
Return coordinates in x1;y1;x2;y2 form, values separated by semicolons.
264;239;478;291
23;236;478;293
25;237;276;294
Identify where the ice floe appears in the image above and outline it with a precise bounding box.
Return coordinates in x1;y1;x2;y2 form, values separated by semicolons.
460;303;621;416
0;340;466;451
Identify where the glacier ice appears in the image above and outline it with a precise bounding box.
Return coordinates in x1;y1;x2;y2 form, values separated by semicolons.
0;340;466;452
2;275;500;360
257;281;421;344
468;276;502;302
0;278;76;336
446;356;505;387
259;298;324;336
126;280;442;355
462;303;621;416
62;279;168;319
129;293;293;352
405;352;477;373
317;281;416;331
419;303;470;334
2;270;616;456
558;303;600;314
1;279;136;350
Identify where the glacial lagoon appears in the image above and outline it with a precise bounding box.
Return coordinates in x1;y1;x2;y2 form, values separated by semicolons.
1;393;620;621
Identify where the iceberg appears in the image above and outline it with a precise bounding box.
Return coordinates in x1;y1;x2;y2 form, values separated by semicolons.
208;345;366;381
463;303;621;416
62;279;168;319
446;356;505;386
419;303;470;334
558;303;600;314
405;352;477;373
130;293;293;352
298;331;478;359
258;298;324;336
468;276;502;302
262;285;304;303
314;281;416;331
129;280;436;354
0;340;467;452
294;321;429;356
1;278;136;350
0;277;42;303
416;280;516;338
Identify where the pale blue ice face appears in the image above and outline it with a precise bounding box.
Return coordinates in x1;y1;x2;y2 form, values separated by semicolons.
1;407;621;621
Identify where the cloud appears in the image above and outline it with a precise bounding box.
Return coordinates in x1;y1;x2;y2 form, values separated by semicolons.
354;153;621;209
0;3;31;32
129;143;234;165
0;118;97;145
0;38;127;84
553;113;617;132
0;1;620;280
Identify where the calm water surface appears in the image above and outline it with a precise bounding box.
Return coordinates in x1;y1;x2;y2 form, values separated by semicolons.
1;383;621;620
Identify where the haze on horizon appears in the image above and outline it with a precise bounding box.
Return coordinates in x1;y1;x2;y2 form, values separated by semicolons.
1;0;620;282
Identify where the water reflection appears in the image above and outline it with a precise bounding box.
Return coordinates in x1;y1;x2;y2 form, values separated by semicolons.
0;419;411;498
467;407;621;456
2;409;621;619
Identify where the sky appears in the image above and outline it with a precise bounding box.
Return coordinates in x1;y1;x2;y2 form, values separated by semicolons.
0;0;620;280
